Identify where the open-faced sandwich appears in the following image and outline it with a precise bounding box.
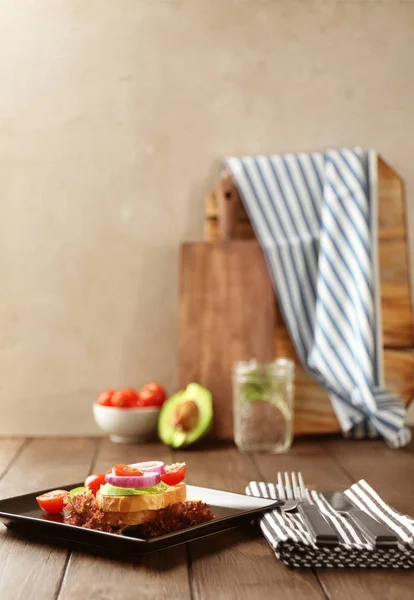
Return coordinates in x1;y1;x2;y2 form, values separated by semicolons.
36;461;215;537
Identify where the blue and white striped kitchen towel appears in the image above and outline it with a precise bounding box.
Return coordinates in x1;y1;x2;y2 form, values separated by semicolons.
224;148;410;448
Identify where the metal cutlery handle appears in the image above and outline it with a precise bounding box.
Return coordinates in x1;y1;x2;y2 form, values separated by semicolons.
297;504;339;546
347;510;399;546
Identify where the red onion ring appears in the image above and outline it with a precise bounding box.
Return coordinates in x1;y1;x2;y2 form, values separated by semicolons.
105;471;161;488
128;461;165;475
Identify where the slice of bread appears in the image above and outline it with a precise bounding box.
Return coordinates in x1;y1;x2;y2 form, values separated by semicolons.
102;509;161;527
96;483;186;514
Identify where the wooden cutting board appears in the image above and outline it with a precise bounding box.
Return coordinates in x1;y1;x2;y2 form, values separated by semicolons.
178;241;275;440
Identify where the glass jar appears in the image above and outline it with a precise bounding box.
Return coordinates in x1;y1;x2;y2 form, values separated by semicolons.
233;358;295;453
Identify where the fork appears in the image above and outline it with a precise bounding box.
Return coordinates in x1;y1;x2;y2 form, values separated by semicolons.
277;472;339;546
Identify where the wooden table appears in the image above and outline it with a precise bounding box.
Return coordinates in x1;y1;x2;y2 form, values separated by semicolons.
0;435;413;599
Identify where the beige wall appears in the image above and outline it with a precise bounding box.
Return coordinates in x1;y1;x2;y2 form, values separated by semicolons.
0;0;413;435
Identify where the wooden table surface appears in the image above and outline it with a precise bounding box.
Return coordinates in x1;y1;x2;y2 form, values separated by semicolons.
0;435;413;600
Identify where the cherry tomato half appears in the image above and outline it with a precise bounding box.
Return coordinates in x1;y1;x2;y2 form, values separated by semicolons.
112;464;144;477
36;490;69;514
84;473;107;495
160;462;186;486
96;389;115;407
111;388;139;408
138;382;167;408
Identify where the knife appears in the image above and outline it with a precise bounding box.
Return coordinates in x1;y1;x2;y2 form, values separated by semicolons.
278;472;340;547
321;491;399;548
295;502;340;546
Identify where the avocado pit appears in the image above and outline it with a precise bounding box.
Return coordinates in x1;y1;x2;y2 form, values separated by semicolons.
173;400;199;431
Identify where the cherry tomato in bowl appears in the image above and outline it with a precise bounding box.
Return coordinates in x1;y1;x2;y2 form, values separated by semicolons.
111;388;139;408
96;389;115;407
138;383;166;408
84;473;107;495
36;490;69;514
160;462;186;486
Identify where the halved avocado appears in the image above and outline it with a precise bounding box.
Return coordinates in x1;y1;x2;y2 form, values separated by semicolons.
158;383;213;448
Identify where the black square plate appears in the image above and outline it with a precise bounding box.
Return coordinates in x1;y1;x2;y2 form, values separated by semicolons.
0;483;281;556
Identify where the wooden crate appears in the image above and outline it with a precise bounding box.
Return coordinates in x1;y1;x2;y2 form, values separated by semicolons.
204;156;414;435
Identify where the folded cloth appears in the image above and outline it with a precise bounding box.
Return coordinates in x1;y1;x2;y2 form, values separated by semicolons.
246;480;414;569
225;149;410;448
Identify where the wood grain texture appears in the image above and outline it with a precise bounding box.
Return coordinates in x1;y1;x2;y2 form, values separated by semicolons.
175;445;325;600
317;570;414;600
0;438;97;600
204;157;414;435
59;549;191;600
0;438;25;477
1;438;414;599
251;438;352;492
377;157;414;348
178;241;275;439
0;438;96;500
58;440;191;600
326;436;414;516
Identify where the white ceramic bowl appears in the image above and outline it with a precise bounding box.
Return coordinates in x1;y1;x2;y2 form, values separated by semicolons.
93;403;160;444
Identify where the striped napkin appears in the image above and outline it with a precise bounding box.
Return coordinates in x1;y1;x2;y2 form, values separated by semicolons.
224;148;410;448
246;480;414;569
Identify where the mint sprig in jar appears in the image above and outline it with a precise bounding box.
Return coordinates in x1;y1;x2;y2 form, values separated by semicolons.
233;359;295;453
